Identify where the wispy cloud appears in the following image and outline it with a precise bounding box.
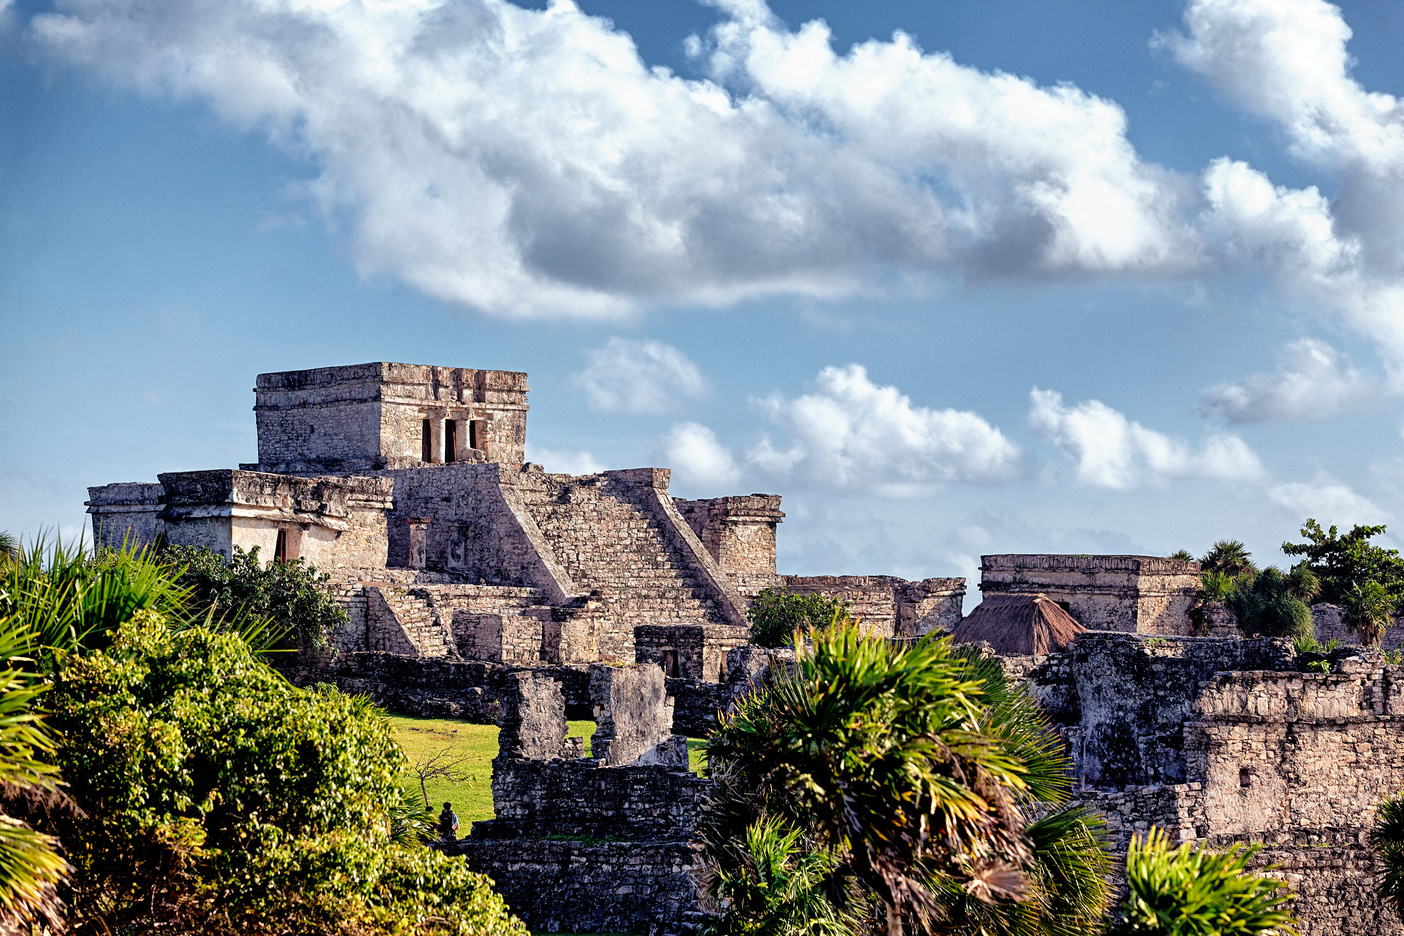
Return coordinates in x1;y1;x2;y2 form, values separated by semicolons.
1269;473;1386;526
1199;338;1377;423
1029;388;1264;489
574;338;708;414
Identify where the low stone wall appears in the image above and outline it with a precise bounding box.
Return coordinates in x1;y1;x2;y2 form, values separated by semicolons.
461;839;707;935
779;574;964;638
1023;633;1294;788
320;652;592;721
482;758;709;839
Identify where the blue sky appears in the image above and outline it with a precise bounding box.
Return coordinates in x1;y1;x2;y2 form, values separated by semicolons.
3;0;1404;596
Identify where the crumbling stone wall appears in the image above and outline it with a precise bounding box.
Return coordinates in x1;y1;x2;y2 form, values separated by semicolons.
321;652;593;722
88;470;394;569
1022;634;1404;936
674;494;785;593
461;662;706;933
981;554;1199;634
780;575;965;637
635;624;750;682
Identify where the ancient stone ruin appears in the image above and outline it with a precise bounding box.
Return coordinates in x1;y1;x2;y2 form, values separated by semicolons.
87;362;965;671
84;362;1404;936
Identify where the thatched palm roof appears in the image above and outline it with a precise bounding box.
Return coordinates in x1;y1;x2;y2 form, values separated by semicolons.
951;593;1085;656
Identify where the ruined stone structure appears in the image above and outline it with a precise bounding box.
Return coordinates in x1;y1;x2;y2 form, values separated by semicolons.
460;664;707;934
89;361;972;674
980;554;1200;635
1011;632;1404;935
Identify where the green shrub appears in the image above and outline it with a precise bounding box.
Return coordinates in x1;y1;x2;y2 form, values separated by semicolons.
745;589;850;648
1112;827;1297;935
1229;567;1317;641
165;544;347;651
39;610;524;935
703;625;1111;934
1199;540;1256;577
1344;579;1393;646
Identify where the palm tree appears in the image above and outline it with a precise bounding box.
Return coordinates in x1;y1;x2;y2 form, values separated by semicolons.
1112;827;1297;935
1372;792;1404;919
701;624;1111;936
1200;540;1256;578
1344;579;1393;646
0;614;70;928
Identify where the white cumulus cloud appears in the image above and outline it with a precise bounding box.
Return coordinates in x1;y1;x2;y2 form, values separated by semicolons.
1167;0;1404;358
1029;388;1264;489
662;365;1021;497
573;338;708;414
1269;473;1387;526
1199;337;1377;422
749;365;1022;495
27;0;1199;318
661;422;740;492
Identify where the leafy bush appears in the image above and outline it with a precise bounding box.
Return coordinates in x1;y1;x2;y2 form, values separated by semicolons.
1229;567;1317;641
1283;519;1404;607
1111;827;1296;935
1196;570;1240;604
0;611;69;928
745;589;850;648
36;610;524;935
164;544;347;651
1166;550;1195;562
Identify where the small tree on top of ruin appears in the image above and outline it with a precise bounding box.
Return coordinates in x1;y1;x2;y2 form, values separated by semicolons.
1199;540;1256;578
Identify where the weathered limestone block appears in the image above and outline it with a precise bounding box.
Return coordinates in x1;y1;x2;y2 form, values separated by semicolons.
498;673;570;761
589;663;675;767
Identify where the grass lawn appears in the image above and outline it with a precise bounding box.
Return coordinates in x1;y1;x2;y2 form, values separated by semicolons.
387;716;708;827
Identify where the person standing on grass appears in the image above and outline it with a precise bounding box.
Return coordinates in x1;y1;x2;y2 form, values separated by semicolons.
439;801;460;843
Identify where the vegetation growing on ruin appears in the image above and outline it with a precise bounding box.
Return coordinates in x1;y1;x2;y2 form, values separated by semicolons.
0;536;527;936
1193;540;1319;641
701;622;1113;935
1110;828;1297;936
164;543;348;652
745;588;851;647
1283;520;1404;607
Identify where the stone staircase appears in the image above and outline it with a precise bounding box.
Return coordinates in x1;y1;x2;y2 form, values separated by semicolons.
522;474;731;657
366;587;457;657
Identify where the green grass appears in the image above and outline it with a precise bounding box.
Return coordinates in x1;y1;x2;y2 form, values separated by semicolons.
388;716;708;828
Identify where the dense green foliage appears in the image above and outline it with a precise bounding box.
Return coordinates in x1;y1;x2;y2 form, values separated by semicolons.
1194;545;1318;641
1112;828;1296;936
1228;566;1319;641
0;603;69;927
1166;550;1194;562
745;588;852;647
0;536;525;936
702;624;1110;935
1283;520;1404;607
165;544;347;651
33;610;525;935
